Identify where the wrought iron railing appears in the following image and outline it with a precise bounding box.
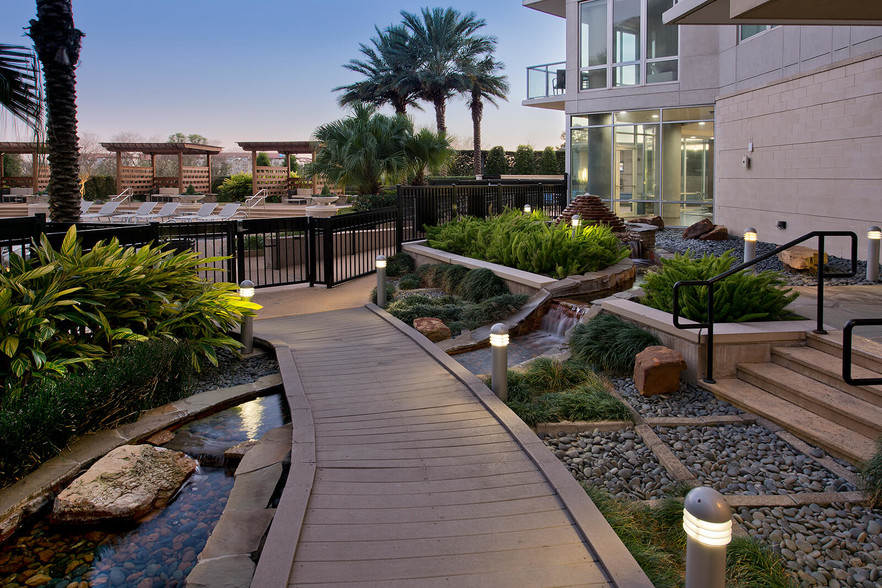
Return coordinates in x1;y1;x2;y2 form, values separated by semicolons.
671;231;858;383
842;319;882;385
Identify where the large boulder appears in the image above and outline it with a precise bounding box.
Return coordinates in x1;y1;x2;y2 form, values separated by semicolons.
633;346;687;397
413;317;452;342
630;215;665;230
681;218;715;240
51;444;197;525
699;225;729;240
778;246;828;271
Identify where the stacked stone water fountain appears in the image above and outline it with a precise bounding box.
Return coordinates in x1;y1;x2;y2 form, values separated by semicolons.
558;194;660;261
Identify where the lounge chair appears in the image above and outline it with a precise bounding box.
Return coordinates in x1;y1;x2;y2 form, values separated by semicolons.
110;201;158;223
80;200;94;215
203;203;244;221
137;202;180;222
172;203;217;222
80;200;122;222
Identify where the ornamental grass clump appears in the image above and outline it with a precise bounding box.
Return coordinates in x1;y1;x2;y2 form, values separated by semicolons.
570;314;661;375
426;209;628;279
641;251;798;323
861;438;882;507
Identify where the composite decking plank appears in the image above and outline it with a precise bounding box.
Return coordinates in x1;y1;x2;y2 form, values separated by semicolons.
314;419;498;441
315;440;522;461
314;460;538;484
314;429;511;447
315;436;517;457
312;407;490;429
311;471;550;495
310;397;482;419
307;482;553;509
317;450;536;469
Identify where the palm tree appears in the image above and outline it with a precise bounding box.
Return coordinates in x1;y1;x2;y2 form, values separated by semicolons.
405;127;452;186
335;25;421;116
400;7;495;135
462;56;508;177
27;0;84;222
0;44;43;131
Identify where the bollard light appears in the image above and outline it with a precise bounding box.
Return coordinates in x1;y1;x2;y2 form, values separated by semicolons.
683;486;732;588
868;226;881;282
238;280;255;354
524;204;532;214
490;323;509;401
743;227;757;271
571;214;581;238
376;254;387;309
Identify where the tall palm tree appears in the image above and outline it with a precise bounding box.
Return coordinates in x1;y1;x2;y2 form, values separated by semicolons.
0;44;43;132
400;7;495;136
462;56;509;177
335;25;421;116
27;0;84;222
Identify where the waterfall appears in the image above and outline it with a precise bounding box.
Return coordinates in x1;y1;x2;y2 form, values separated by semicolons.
538;303;588;339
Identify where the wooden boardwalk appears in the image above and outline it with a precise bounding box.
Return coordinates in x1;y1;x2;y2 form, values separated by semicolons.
252;306;652;587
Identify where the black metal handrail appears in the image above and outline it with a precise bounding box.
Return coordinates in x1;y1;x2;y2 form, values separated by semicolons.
842;319;882;385
672;230;857;383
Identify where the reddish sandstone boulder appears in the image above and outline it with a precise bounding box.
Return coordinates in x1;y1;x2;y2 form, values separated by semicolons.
413;317;452;342
699;225;729;240
681;218;715;240
633;346;687;397
630;215;665;230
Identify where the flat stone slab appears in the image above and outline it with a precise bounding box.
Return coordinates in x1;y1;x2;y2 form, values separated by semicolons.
198;508;276;560
226;463;283;511
186;555;255;588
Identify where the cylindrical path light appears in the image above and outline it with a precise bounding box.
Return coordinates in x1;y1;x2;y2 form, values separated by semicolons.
238;280;255;354
490;323;509;401
523;204;532;214
683;486;732;588
571;214;581;238
868;226;881;283
743;227;757;271
376;255;387;308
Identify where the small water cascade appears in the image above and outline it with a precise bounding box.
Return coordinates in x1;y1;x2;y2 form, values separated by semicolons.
537;302;588;340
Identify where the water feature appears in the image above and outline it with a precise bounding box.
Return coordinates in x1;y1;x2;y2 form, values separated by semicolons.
0;392;289;588
452;302;589;376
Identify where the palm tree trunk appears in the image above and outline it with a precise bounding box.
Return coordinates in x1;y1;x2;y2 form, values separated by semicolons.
28;0;83;222
471;95;484;177
392;96;407;116
433;96;447;136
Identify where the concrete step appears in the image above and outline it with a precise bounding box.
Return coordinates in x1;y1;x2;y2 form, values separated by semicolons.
807;331;882;374
737;362;882;441
700;377;875;464
771;345;882;405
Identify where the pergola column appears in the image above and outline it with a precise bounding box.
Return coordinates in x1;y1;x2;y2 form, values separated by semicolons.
0;152;5;191
32;151;38;192
178;152;184;191
116;152;122;194
285;153;291;193
251;150;258;196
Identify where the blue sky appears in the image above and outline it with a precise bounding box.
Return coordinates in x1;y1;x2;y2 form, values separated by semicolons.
1;1;565;152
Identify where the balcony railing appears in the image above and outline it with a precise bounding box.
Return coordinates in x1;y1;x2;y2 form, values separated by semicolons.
527;61;566;99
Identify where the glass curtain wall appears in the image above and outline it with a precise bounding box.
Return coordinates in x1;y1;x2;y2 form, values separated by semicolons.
570;107;714;227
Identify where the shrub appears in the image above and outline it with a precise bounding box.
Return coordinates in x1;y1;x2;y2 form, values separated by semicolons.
0;339;195;487
641;251;798;323
484;146;508;175
184;183;198;195
570;314;661;375
353;192;397;212
243;235;265;251
538;146;560;175
511;145;536;174
385;293;526;334
385;252;416;277
370;284;397;305
82;175;116;200
426;210;629;279
457;267;509;302
217;173;253;202
397;273;423;290
861;438;882;507
256;152;272;167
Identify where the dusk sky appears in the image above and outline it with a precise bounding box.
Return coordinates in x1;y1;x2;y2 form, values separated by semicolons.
1;1;565;153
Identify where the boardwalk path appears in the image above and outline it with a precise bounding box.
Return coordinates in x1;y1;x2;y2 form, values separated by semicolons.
252;305;652;587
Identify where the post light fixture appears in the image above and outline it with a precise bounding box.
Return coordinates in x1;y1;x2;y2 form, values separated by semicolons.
524;204;532;214
683;486;732;588
490;323;509;401
238;280;255;354
743;227;757;270
868;226;881;282
571;214;581;238
376;254;387;309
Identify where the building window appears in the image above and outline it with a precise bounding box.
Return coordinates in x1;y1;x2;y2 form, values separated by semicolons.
579;0;678;90
570;106;714;227
739;24;777;42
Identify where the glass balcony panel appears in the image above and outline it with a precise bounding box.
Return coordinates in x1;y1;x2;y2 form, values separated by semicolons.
526;62;566;99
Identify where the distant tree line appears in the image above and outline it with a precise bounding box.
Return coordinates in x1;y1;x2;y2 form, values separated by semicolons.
446;146;564;176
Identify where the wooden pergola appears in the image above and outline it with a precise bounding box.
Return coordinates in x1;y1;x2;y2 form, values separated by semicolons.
0;142;48;193
100;142;223;195
236;141;316;199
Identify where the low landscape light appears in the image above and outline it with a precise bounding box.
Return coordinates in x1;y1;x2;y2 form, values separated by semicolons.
376;255;387;308
868;226;881;240
524;204;532;214
571;214;581;238
490;323;509;347
868;227;881;282
683;486;732;588
238;280;255;354
743;228;757;270
238;279;255;300
375;254;387;268
490;323;509;401
743;227;757;242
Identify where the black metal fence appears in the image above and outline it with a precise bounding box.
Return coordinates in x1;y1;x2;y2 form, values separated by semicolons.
398;179;568;243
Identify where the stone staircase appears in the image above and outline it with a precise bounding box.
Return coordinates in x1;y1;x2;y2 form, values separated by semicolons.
700;331;882;465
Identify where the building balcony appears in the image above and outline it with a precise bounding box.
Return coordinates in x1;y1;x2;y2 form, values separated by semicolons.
524;61;566;110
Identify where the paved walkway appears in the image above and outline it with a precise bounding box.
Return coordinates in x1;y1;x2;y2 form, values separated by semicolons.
251;305;651;587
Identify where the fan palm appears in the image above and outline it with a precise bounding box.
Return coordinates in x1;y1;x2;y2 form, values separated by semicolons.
27;0;84;222
462;56;509;176
335;25;421;116
0;44;43;131
405;127;452;186
400;7;496;135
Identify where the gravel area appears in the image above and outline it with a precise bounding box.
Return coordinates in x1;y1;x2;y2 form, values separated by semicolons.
655;228;875;286
654;423;855;495
611;376;743;418
735;503;882;588
192;348;280;394
543;428;676;501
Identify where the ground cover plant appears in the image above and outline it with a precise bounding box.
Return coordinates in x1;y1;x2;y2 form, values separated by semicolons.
641;250;798;323
503;358;632;426
426;209;628;279
0;227;259;395
861;438;882;507
570;313;660;375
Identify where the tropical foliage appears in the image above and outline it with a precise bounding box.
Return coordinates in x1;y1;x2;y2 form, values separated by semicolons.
641;251;798;323
0;43;42;131
217;172;254;201
426;210;629;279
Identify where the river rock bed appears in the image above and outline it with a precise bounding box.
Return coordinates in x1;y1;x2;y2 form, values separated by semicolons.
655;228;875;286
654;423;855;495
735;503;882;587
611;376;743;418
542;429;676;500
192;348;279;394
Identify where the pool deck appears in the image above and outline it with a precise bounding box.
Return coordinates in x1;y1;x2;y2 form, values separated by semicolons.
250;303;652;587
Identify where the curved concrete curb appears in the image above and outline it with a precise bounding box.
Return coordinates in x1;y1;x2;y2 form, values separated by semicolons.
0;373;282;543
365;303;654;588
